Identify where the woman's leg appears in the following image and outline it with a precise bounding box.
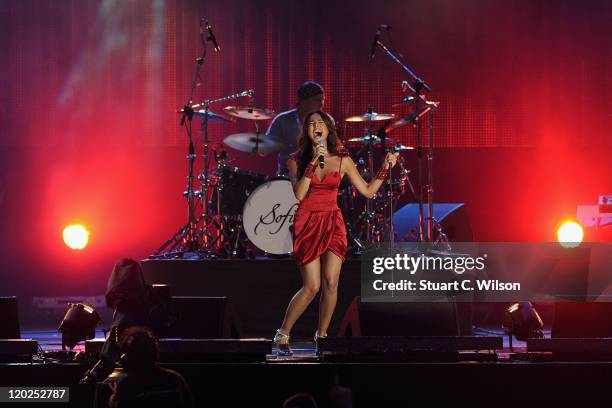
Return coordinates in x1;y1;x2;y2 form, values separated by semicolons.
318;251;342;336
279;258;321;335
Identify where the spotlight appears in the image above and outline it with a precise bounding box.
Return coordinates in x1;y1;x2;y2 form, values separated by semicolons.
58;303;100;350
557;220;583;248
503;302;544;349
63;224;90;250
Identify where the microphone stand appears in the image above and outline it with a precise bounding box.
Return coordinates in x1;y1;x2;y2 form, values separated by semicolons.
374;38;437;242
152;19;212;258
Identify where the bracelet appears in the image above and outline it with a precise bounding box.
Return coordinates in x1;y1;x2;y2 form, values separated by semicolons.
304;163;317;179
376;167;389;180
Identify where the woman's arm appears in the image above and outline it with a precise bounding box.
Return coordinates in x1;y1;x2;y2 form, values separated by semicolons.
287;156;318;201
343;153;398;198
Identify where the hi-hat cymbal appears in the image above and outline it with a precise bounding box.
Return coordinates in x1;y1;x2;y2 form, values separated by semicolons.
386;104;439;134
346;135;414;150
391;143;414;151
223;133;283;154
223;106;276;120
347;135;383;145
177;108;232;123
345;112;395;122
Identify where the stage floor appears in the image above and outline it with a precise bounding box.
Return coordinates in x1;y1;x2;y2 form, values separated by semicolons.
4;332;612;407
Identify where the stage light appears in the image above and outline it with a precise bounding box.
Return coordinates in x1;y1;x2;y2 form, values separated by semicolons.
503;302;544;348
557;221;583;248
58;303;100;350
63;225;89;250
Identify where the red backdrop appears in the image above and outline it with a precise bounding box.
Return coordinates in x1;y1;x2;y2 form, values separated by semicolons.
0;0;610;295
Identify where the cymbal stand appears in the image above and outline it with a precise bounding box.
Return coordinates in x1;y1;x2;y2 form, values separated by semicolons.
194;90;255;256
363;110;379;243
197;100;220;255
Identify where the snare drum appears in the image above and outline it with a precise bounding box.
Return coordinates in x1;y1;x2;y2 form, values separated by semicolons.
242;178;299;255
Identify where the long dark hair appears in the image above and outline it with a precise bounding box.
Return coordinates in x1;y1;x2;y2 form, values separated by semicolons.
295;111;344;178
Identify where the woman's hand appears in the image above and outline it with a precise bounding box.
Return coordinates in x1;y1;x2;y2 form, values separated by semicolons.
311;142;327;165
384;151;400;169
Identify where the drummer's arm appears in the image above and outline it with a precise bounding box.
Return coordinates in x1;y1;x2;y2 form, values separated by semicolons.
265;115;283;142
343;156;385;198
287;157;316;201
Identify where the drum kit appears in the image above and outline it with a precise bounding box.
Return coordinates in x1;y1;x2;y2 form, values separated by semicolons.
152;95;436;259
151;19;446;259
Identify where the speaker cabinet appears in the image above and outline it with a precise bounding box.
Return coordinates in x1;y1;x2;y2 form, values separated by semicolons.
0;297;20;339
338;296;472;337
158;296;241;339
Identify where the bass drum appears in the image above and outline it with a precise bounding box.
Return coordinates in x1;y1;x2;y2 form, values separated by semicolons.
242;178;299;255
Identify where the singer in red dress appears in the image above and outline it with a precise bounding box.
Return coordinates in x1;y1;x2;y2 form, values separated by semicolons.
273;110;399;355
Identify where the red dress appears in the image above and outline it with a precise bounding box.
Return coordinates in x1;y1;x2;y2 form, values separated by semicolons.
292;155;348;267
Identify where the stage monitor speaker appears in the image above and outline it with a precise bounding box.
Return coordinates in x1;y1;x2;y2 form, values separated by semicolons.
0;297;20;339
158;296;242;339
393;203;473;242
0;339;37;363
552;302;612;338
338;297;472;337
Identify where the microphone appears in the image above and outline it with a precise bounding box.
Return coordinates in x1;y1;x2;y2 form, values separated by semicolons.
369;24;391;59
204;20;220;52
316;132;324;169
391;96;415;108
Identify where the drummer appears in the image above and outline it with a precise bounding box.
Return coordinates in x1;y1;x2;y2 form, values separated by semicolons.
266;81;334;176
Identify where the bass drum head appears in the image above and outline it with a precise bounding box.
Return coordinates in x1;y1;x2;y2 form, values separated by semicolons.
242;179;299;255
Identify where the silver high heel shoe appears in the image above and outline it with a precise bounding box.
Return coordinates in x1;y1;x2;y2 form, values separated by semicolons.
273;329;293;356
314;330;327;354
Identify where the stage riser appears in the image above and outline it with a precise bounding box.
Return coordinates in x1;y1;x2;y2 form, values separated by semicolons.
142;259;362;337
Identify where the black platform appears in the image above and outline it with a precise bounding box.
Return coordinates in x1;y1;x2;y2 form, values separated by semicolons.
142;258;362;338
3;357;612;406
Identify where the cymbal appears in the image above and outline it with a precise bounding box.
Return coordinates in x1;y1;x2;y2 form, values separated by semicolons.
391;143;414;151
223;106;276;120
347;135;383;145
223;133;283;154
386;118;416;134
177;108;232;123
345;112;395;122
346;136;414;150
386;105;439;134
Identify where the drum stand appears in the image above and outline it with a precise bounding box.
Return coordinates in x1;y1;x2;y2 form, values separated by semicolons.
347;114;404;251
349;118;379;247
192;90;258;258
